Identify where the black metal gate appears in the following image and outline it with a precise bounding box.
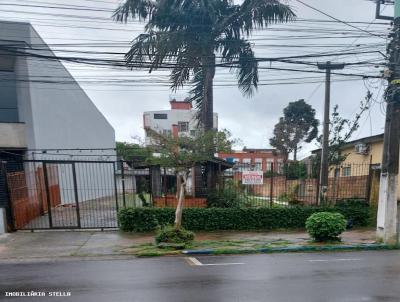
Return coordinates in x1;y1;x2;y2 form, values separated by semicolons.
6;160;122;230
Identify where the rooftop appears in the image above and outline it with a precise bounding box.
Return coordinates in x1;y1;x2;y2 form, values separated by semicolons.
311;133;384;154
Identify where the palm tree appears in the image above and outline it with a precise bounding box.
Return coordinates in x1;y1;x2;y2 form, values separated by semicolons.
114;0;295;131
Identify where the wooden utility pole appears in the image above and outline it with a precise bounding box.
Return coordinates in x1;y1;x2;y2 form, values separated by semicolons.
317;61;345;204
376;0;400;244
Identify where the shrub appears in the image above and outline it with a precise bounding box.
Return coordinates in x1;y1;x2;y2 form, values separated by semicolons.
155;225;195;246
334;199;370;226
207;189;241;208
118;208;158;232
118;204;369;232
283;161;308;180
305;212;347;242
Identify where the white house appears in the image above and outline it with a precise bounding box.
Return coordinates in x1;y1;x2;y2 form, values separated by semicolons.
0;21;116;212
143;96;218;146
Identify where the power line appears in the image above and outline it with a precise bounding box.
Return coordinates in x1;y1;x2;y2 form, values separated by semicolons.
295;0;386;39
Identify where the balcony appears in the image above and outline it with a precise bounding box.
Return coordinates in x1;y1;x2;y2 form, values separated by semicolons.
0;122;27;148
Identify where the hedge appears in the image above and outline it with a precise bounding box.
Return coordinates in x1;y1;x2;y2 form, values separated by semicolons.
118;201;370;232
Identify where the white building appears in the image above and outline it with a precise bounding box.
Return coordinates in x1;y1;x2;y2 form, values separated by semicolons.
143;97;218;145
0;21;116;210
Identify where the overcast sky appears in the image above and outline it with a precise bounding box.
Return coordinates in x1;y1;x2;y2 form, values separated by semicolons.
0;0;391;159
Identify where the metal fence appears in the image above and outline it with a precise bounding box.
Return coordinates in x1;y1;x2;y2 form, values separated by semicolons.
215;162;374;208
2;159;376;230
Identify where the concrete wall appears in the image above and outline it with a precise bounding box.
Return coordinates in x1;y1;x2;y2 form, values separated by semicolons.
0;123;26;148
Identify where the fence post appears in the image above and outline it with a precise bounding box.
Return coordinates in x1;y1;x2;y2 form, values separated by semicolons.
1;161;15;232
120;160;126;208
366;162;374;204
113;162;119;219
164;167;167;207
270;162;274;208
42;162;53;228
315;166;321;206
71;163;81;228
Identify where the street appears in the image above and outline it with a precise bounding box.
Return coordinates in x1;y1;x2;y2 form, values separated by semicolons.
1;251;400;302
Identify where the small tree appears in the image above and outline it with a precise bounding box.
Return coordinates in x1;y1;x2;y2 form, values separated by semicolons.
270;99;319;161
146;128;234;229
316;91;371;166
116;141;152;164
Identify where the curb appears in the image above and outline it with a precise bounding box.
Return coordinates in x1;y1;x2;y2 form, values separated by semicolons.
182;244;398;255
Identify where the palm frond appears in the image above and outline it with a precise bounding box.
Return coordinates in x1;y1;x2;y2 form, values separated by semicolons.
221;0;295;38
126;30;187;71
218;38;258;96
188;68;206;125
113;0;156;22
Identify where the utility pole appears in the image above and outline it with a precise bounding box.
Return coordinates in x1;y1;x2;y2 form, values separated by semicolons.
376;0;400;244
317;61;345;204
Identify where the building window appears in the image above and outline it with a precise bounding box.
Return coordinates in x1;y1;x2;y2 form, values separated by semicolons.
162;129;172;136
242;158;251;171
178;121;189;132
255;158;262;171
154;113;168;119
342;166;351;177
266;159;274;171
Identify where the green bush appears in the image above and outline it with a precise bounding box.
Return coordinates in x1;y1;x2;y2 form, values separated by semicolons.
305;212;347;242
207;189;241;208
118;203;370;232
334;199;370;226
283;161;308;180
118;207;158;232
155;225;195;246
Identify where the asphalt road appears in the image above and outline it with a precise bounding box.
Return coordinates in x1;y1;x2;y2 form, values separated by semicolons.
1;251;400;302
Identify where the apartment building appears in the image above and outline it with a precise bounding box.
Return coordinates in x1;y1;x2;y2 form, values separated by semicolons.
218;148;285;172
143;97;218;145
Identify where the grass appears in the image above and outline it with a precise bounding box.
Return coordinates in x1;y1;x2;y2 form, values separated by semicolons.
127;238;292;257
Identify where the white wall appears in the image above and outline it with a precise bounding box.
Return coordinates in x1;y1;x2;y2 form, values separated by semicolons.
144;109;218;145
0;21;116;203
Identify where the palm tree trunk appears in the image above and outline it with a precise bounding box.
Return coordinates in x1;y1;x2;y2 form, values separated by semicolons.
202;54;216;132
294;145;297;161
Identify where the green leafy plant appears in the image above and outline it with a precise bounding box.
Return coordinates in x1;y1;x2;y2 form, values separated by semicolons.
118;205;369;232
118;208;158;232
305;212;347;242
270;99;319;161
207;190;238;208
155;225;195;247
207;188;241;208
145;128;235;230
334;199;370;226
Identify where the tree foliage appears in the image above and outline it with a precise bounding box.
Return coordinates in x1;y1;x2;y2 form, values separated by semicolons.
116;141;152;164
316;91;372;166
145;128;236;229
114;0;295;130
146;128;235;171
270;99;319;160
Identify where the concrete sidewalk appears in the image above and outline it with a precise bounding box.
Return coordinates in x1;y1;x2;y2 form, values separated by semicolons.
0;229;377;260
